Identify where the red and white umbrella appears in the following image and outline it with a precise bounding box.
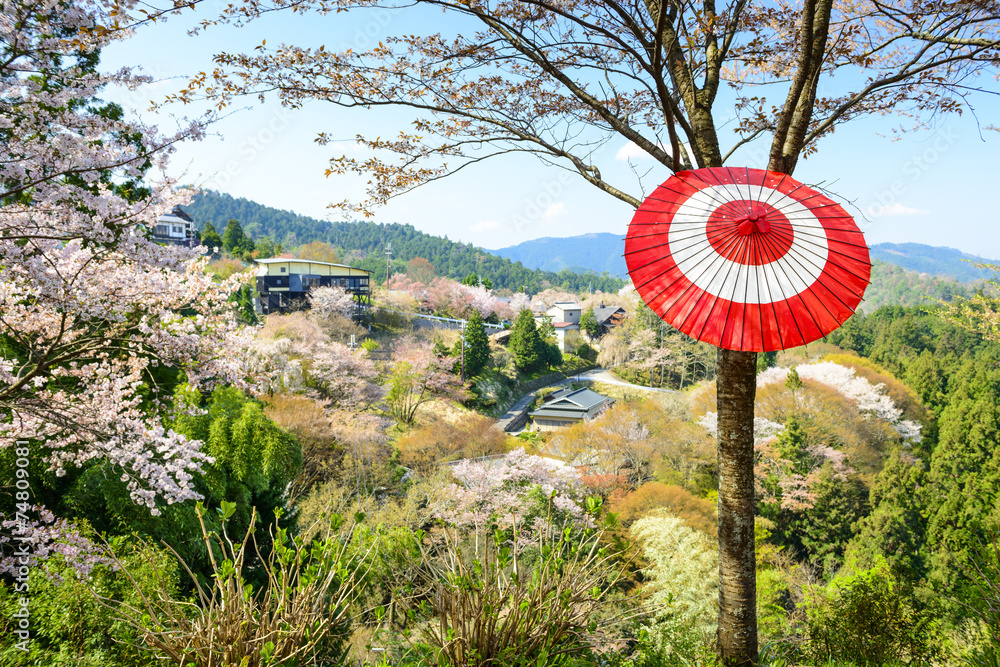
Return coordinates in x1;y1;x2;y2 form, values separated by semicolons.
625;167;870;351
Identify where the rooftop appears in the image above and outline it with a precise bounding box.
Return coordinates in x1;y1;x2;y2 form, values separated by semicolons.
255;258;371;273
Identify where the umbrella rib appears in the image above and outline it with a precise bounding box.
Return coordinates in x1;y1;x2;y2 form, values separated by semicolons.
778;243;863;316
754;231;808;346
765;241;845;333
779;234;872;293
747;225;784;351
687;228;748;343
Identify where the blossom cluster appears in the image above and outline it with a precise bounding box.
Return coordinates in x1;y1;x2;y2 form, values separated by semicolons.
757;362;922;443
387;274;508;318
0;0;246;521
433;448;587;532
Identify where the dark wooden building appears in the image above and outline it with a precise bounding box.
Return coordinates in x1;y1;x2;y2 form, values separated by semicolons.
254;258;372;316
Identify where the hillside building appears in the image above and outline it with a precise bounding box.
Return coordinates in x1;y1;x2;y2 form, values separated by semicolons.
536;302;582;351
529;387;614;430
153;206;196;246
254;258;372;316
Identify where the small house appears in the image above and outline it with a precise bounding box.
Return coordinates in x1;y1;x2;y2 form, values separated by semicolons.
537;302;582;351
153;206;196;246
254;258;372;316
592;304;627;335
529;387;614;431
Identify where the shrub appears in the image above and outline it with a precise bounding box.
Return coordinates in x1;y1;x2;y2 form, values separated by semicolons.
400;499;630;666
610;483;717;537
396;413;509;474
105;502;370;667
0;534;174;667
631;511;718;662
803;561;941;665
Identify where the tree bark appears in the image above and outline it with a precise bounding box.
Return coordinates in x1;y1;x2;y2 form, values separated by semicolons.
716;347;758;666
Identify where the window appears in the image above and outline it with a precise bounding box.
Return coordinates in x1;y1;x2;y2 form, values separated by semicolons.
280;267;286;273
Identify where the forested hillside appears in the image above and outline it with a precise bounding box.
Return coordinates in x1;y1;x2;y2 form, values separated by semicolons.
860;261;976;312
183;191;624;293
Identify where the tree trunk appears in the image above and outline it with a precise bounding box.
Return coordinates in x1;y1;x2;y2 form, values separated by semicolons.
716;348;758;666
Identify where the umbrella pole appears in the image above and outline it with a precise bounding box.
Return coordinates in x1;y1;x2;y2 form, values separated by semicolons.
716;347;758;666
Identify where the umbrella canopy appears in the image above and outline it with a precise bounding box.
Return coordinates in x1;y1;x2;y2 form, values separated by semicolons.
625;167;870;352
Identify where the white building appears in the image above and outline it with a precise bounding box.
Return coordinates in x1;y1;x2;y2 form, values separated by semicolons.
153;206;195;246
536;302;582;351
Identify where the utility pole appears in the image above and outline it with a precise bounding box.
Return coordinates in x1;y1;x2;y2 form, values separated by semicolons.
385;242;393;284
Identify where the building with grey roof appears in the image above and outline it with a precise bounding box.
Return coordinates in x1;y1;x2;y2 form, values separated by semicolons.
529;387;614;430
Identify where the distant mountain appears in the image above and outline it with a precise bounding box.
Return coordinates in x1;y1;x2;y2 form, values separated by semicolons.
181;191;625;294
491;233;627;279
869;242;996;283
495;234;997;284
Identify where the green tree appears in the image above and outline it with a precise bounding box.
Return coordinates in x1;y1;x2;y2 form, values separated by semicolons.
255;235;279;259
222;218;246;253
580;306;600;339
786;465;870;572
925;359;1000;606
464;311;491;377
509;309;543;373
848;452;929;587
542;341;563;370
201;220;223;250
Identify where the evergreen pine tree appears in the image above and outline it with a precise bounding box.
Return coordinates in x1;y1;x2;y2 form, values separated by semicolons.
464;311;491;377
510;309;542;372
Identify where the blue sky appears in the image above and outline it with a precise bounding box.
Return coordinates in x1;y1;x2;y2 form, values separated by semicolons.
103;6;1000;257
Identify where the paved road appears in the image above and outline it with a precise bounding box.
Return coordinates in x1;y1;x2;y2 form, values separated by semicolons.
565;368;678;393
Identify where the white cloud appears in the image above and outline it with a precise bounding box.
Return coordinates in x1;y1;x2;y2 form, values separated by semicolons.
615;141;650;161
471;219;503;232
866;202;930;218
542;202;566;221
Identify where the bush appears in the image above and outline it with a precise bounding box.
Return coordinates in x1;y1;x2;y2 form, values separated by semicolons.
0;534;174;667
610;483;717;537
631;511;718;663
804;561;941;665
105;502;369;667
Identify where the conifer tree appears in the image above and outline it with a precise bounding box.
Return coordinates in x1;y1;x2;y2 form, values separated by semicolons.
222;218;247;253
202;221;224;250
464;311;490;378
510;309;543;372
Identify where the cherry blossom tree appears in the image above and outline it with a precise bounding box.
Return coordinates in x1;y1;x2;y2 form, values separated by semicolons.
0;0;246;519
384;338;466;425
183;0;999;659
309;285;357;319
433;448;588;535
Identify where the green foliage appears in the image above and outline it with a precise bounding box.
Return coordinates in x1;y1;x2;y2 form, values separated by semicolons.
848;452;929;587
184;190;625;293
803;562;941;665
201;220;223;249
631;511;718;663
105;506;366;667
48;386;302;581
861;260;975;312
0;537;177;667
581;306;601;338
542;340;563;369
464;311;491;377
510;309;544;372
784;465;870;573
221;218;253;254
